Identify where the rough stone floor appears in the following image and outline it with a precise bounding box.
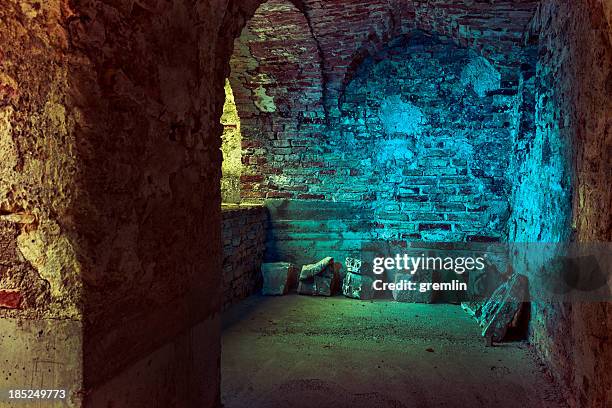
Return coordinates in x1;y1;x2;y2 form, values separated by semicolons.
222;295;567;408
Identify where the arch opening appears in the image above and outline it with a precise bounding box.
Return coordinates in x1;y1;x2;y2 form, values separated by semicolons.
221;79;243;204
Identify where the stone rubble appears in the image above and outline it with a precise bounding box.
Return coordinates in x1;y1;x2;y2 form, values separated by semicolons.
297;257;335;296
461;273;529;342
342;272;375;300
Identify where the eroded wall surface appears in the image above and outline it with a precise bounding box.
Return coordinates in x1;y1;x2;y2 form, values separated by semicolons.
0;0;250;405
1;1;84;404
509;1;612;406
0;1;81;321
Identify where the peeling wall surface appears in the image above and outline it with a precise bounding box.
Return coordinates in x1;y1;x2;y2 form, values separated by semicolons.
0;1;81;322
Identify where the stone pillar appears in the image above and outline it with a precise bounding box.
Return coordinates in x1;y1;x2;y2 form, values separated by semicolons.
0;0;239;406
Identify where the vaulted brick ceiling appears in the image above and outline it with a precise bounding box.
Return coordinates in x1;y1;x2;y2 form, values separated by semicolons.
228;0;540;114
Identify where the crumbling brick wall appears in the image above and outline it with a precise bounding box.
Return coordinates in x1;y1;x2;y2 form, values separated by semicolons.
232;0;537;205
229;0;326;202
336;32;514;243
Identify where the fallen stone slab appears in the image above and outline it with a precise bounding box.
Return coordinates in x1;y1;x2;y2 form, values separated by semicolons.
298;257;334;296
262;262;297;295
479;273;529;342
299;257;334;280
342;272;374;300
462;273;529;343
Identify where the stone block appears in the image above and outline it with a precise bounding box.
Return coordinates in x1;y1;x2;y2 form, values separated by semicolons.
478;273;529;341
463;274;529;342
261;262;296;295
297;275;332;297
345;257;363;274
298;257;334;296
342;272;374;300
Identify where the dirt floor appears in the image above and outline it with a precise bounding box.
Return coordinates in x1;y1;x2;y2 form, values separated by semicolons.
221;295;566;408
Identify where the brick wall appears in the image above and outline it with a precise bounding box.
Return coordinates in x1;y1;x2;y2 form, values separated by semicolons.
222;204;268;308
230;0;537;202
229;0;325;202
308;0;537;117
337;32;513;243
229;6;527;263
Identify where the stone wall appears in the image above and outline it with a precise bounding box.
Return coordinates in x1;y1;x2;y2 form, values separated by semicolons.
229;0;326;202
337;32;514;243
1;1;88;403
264;199;373;267
222;204;267;308
0;0;248;405
508;1;612;407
